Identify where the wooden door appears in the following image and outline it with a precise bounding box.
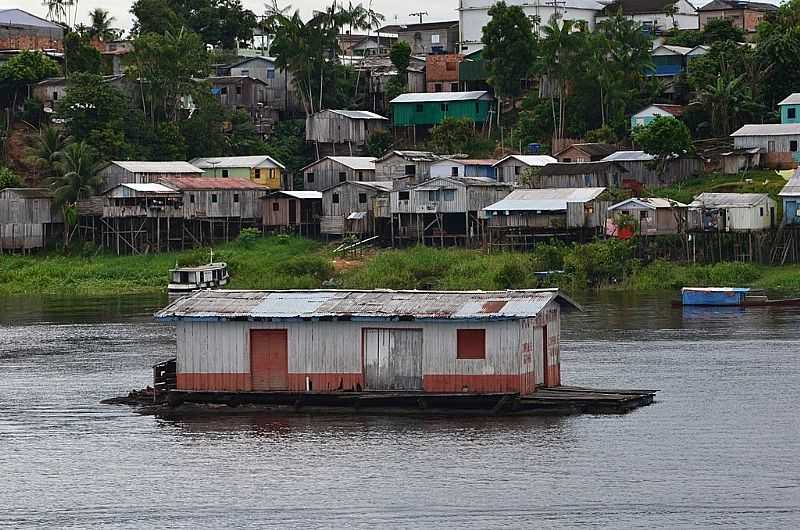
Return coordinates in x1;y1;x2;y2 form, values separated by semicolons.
542;325;550;387
363;329;423;390
250;329;288;390
289;199;297;225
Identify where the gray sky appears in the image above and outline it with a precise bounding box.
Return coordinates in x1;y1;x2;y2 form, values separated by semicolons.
15;0;459;33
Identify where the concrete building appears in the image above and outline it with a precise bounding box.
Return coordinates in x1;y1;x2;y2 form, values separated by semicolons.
154;288;578;393
698;0;777;33
392;21;460;55
0;9;63;52
426;53;463;93
597;0;699;31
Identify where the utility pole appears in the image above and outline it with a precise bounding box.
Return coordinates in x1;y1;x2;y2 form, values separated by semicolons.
409;11;428;23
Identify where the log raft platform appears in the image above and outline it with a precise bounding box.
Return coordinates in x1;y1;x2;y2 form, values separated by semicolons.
106;386;657;417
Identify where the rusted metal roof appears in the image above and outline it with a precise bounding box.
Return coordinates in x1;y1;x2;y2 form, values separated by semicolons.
154;289;581;322
159;177;267;191
0;188;53;199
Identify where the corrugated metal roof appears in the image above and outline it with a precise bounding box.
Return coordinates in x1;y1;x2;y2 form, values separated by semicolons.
653;44;693;55
117;183;179;193
484;188;606;212
154;288;580;322
0;8;62;29
609;197;686;210
268;190;323;200
327;156;376;170
435;159;498;166
390;91;491;103
731;124;800;136
327;109;387;120
602;150;656;162
778;94;800;106
555;143;617;158
159;177;267;191
111;161;203;174
190;155;285;170
689;192;771;208
0;188;53;199
539;161;627;176
377;150;441;163
411;176;509;190
493;155;557;167
779;169;800;196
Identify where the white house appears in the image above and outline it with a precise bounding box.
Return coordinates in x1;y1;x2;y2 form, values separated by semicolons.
492;155;558;185
596;0;699;31
631;104;685;128
429;159;498;179
731;123;800;169
688;193;777;232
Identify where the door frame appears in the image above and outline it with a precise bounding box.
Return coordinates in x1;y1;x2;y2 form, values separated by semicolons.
249;328;288;390
361;327;424;390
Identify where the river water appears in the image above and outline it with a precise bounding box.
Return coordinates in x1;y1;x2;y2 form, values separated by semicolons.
1;293;798;529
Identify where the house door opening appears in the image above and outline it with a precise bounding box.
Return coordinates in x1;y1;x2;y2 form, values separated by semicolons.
250;329;288;390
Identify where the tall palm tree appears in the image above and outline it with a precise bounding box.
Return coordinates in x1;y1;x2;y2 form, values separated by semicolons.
691;73;754;137
26;126;71;180
88;8;118;42
50;141;103;205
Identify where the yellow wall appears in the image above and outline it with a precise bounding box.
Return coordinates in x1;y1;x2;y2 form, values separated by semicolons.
251;167;283;189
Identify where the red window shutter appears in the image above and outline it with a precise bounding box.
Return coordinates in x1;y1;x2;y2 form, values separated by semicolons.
457;329;486;359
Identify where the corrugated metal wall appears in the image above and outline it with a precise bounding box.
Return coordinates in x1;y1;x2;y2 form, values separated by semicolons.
173;301;564;394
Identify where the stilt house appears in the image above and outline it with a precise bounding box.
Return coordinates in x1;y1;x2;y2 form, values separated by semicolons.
688;193;777;231
321;180;392;236
98;161;203;190
607;197;687;236
262;190;322;236
492;155;558;185
154;288;580;394
305;109;388;154
374;150;442;182
301;156;377;191
0;188;63;251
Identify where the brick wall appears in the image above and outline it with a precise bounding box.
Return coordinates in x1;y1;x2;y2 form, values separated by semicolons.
0;34;63;52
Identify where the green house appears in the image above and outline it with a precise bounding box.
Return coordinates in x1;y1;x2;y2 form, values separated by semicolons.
389;91;493;127
458;50;488;89
778;93;800;124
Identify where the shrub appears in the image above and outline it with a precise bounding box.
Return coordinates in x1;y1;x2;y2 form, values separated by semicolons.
283;255;335;282
0;166;22;190
237;227;261;248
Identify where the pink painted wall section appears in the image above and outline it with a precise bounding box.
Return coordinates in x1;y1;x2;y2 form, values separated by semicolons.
423;374;535;393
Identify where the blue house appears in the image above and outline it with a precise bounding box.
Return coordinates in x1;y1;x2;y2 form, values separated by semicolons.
778;93;800;124
779;169;800;225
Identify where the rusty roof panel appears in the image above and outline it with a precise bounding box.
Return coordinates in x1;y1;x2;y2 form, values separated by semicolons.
155;289;580;322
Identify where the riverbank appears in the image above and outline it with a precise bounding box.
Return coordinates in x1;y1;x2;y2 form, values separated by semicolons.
1;235;799;295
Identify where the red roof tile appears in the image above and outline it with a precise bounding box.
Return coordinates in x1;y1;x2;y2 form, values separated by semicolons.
160;177;267;191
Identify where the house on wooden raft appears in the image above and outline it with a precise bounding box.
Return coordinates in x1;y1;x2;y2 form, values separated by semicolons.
96;178;267;254
320;181;393;237
492;155;558;185
607;197;688;238
390;177;512;246
301;156;377;191
262;190;322;236
98;161;203;190
0;188;63;251
305;109;388;155
529;161;627;189
154;288;579;394
374;150;442;183
600;151;703;189
687;193;776;232
482;188;608;246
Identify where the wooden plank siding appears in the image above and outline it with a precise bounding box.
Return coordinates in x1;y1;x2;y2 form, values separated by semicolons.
391;178;511;214
303;158;377;191
305;110;386;145
0;190;64;249
321;181;390;234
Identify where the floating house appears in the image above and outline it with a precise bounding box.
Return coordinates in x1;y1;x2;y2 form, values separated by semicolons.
554;143;617;163
98;161;203;191
390;177;512;246
190;155;285;189
608;197;688;237
631;103;685;128
262;190;322;235
305;109;388;155
374;150;442;182
154;288;579;394
321;180;392;236
779;171;800;226
301;156;377;191
492;155;558;185
0;188;63;251
529;161;627;189
389;91;493;127
731;124;800;169
482;187;608;236
430;159;497;179
688;192;776;232
601;150;703;187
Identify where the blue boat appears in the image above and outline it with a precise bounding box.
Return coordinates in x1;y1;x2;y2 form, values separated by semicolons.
679;287;800;307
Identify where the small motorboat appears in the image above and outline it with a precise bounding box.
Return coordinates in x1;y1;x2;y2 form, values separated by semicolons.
676;287;800;307
168;250;229;293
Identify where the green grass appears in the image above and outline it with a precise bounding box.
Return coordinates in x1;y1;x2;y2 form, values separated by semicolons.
649;170;787;205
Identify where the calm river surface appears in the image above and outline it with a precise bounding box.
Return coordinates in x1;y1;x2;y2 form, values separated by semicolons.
1;293;799;529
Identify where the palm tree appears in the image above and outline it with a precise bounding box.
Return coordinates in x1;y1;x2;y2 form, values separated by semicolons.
26;126;71;180
691;73;754;137
88;8;118;42
50;141;103;205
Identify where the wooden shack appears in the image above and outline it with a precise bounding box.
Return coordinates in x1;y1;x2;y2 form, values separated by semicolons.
554;143;617;163
321;180;392;236
492;155;558;185
779;171;800;226
305;109;388;154
530;161;627;189
688;193;777;232
154;288;579;394
262;190;322;236
301;156;377;191
190;155;285;189
374;150;442;182
98;161;203;191
390;176;512;246
482;188;608;247
607;197;687;237
0;188;63;251
731;124;800;169
601;151;703;187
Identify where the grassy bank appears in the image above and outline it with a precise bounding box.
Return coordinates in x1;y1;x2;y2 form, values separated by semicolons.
3;235;799;296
